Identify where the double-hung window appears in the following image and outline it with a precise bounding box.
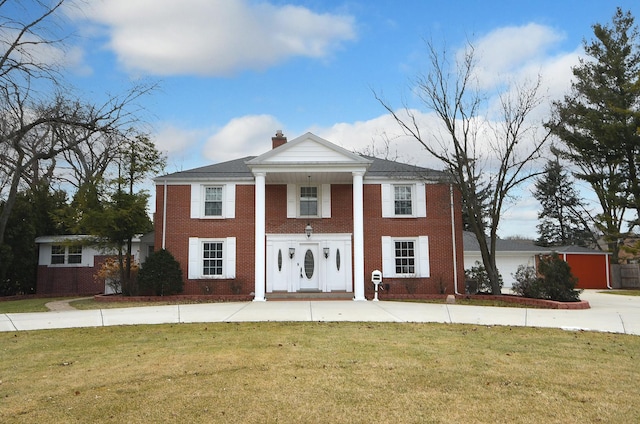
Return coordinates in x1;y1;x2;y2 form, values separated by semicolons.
204;186;223;217
51;245;66;264
382;183;425;218
191;183;235;219
394;185;412;215
300;186;318;216
394;241;415;274
68;246;82;264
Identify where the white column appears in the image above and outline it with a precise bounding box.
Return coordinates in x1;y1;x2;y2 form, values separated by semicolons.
352;171;366;301
254;172;266;301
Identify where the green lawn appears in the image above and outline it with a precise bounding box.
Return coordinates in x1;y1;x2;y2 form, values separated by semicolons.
1;322;638;423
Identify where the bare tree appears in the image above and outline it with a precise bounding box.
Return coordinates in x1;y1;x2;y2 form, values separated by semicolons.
376;40;551;294
0;0;155;246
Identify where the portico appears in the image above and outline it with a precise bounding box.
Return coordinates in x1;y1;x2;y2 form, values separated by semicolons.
246;132;371;301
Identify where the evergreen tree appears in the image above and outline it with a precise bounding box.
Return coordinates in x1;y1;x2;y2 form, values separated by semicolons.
548;8;640;263
534;154;593;247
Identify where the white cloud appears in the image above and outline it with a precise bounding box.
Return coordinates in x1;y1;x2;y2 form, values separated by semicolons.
472;23;566;90
74;0;356;76
153;123;203;154
202;114;284;162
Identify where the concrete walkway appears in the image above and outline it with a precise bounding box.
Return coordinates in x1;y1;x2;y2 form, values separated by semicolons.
2;290;639;335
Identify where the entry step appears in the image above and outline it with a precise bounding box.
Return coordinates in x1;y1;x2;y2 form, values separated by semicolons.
266;291;353;300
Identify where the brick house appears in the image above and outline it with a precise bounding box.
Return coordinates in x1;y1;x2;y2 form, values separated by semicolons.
154;131;464;300
35;234;153;295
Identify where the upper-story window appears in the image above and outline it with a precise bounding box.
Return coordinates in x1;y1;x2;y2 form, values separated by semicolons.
300;186;318;216
381;183;426;218
394;185;412;215
51;245;82;265
191;183;236;219
204;186;223;217
287;184;330;218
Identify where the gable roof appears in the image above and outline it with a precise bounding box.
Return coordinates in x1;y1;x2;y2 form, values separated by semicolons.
463;231;549;253
155;132;447;183
157;156;256;181
246;132;371;166
463;231;609;255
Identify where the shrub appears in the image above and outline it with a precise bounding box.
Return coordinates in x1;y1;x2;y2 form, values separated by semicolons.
94;256;139;294
512;253;582;302
465;261;503;294
512;264;544;299
137;249;183;296
537;253;582;302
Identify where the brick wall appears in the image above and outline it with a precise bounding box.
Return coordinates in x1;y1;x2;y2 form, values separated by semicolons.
155;181;464;297
361;183;465;297
36;255;110;295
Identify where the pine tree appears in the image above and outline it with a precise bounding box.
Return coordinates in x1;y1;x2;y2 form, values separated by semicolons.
548;8;640;263
534;154;593;247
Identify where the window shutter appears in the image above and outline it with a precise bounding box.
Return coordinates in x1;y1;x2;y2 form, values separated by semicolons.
321;184;331;218
381;184;393;217
418;236;430;277
188;237;200;279
225;184;236;218
226;237;236;278
190;184;200;219
416;183;426;217
381;236;394;277
286;184;296;218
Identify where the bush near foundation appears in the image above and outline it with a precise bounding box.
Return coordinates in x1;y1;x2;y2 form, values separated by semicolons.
512;253;582;302
137;249;183;296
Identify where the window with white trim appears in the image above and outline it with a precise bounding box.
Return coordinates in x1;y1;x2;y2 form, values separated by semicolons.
394;240;415;274
51;245;65;264
286;184;331;218
203;241;223;275
188;237;236;279
381;236;430;278
51;245;82;265
68;245;82;264
204;186;223;217
381;183;426;218
394;185;412;215
191;183;236;219
300;186;318;216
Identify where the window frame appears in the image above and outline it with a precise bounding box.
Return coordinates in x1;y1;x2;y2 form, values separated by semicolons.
299;185;319;217
203;185;224;218
188;237;236;280
191;183;236;220
50;244;83;265
202;241;224;276
381;236;430;278
393;185;413;216
381;183;426;218
51;245;66;264
394;240;416;275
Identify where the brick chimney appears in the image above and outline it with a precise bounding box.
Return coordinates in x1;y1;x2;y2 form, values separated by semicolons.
272;130;287;149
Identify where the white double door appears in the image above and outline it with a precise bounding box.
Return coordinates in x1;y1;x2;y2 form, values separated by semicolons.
266;234;352;293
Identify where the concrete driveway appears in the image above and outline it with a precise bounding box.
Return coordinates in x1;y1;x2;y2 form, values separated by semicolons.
1;290;639;335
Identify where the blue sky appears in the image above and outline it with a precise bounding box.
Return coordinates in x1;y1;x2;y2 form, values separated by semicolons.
48;0;640;237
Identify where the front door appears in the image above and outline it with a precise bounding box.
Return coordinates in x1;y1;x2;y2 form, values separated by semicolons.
298;243;319;291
